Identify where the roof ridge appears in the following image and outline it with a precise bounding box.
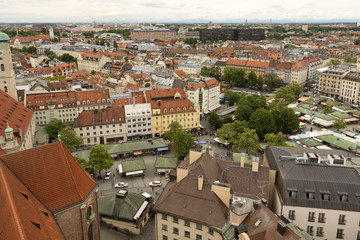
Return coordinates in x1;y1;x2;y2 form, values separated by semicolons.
58;142;83;200
0;160;26;240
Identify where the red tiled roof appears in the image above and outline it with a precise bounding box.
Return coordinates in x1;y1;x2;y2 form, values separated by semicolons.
268;61;293;70
59;62;77;71
26;91;76;111
245;60;269;68
1;142;97;212
227;59;247;66
26;66;63;76
124;83;141;92
0;159;63;239
174;70;188;79
74;107;125;127
0;90;33;144
69;70;91;80
75;89;111;106
291;61;309;71
47;80;69;90
10;34;51;44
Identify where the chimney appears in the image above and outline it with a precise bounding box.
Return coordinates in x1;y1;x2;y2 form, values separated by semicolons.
240;153;245;167
238;233;250;240
277;221;287;236
198;175;204;190
176;166;189;183
252;157;259;172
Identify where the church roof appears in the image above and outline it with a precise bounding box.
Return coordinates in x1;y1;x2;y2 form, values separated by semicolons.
0;31;10;43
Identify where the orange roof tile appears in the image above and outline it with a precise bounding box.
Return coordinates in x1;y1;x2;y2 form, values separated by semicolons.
0;90;34;144
226;58;247;66
0;142;97;212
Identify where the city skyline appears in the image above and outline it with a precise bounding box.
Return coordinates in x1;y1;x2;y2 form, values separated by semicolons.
0;0;360;23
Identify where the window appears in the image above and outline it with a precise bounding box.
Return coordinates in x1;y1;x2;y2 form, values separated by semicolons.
184;231;190;238
308;212;315;222
196;223;202;230
306;226;313;236
173;227;179;235
0;64;4;71
318;213;325;223
288;190;297;199
173;217;178;223
321;192;330;201
162;236;168;240
288;210;295;220
338;215;346;225
339;194;348;202
306;191;315;200
208;228;214;235
196;234;202;240
316;227;324;237
336;229;344;239
184;220;190;227
357;231;360;240
162;214;167;220
162;224;167;231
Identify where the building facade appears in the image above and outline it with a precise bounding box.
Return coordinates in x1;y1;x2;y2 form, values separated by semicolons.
124;103;153;141
318;69;346;100
74;107;127;145
199;29;265;41
78;53;111;73
145;88;200;137
184;78;220;115
340;72;360;104
264;146;360;240
0;31;18;100
131;30;176;40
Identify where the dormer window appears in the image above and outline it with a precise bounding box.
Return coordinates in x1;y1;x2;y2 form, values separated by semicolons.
288;189;297;199
177;107;180;111
320;191;330;201
339;193;348;203
164;108;167;113
170;108;174;112
306;191;315;200
183;107;187;111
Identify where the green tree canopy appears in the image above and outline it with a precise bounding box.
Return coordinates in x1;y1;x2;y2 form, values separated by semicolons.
323;105;333;114
58;53;76;63
45;49;57;60
233;128;259;153
271;106;299;132
247;71;258;88
171;130;195;159
235;105;254;122
222;115;234;125
257;75;264;89
344;55;357;63
82;32;95;38
209;112;222;129
221;67;246;86
58;126;82;151
224;90;241;106
275;83;303;104
113;40;118;48
326;59;341;66
333;119;347;131
200;66;222;80
264;73;282;92
46;118;67;139
75;157;92;173
88;145;114;176
264;132;287;146
163;121;183;140
217;120;249;144
249;108;276;139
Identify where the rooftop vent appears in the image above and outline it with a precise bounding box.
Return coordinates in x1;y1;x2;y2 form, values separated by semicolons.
277;221;287;236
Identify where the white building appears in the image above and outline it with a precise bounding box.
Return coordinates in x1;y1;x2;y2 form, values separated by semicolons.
184;78;220;115
340;72;360;104
124;103;153;141
265;146;360;240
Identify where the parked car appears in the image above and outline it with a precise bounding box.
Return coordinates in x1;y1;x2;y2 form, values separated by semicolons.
115;182;128;188
149;180;162;187
104;171;111;180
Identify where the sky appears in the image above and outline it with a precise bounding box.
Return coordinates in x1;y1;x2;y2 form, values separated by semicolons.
0;0;359;23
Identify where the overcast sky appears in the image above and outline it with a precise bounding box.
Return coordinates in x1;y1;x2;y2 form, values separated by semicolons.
0;0;359;23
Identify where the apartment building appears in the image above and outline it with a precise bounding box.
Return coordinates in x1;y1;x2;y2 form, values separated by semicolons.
291;61;309;85
177;62;201;75
318;69;346;99
302;57;323;84
26;89;111;125
264;146;360;240
74;107;126;145
154;148;311;240
226;59;269;77
124;103;152;141
145;88;200;137
266;61;293;83
78;53;111;73
184;77;220;115
340;72;360;104
131;30;176;40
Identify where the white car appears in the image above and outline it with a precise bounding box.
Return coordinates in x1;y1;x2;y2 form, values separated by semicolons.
104;171;111;180
115;182;128;188
149;180;162;187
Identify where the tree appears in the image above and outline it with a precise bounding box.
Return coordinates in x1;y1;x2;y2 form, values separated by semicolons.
249;108;276;139
235;105;254;122
75;157;92;173
355;38;360;45
276;87;296;104
264;132;287;146
88;145;113;177
326;59;341;66
113;40;118;48
200;66;222;80
222;115;234;125
323;105;333;114
91;70;96;74
46;118;67;139
247;71;258;88
209;112;222;129
163;121;183;140
224;90;241;106
344;55;357;63
58;53;75;63
264;73;282;92
100;39;105;46
257;75;264;89
221;67;246;86
171;130;195;159
45;49;57;60
58;126;82;151
333;119;347;131
233;128;259;153
217;120;249;144
271;107;299;132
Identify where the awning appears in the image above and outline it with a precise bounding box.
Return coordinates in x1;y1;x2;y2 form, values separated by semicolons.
199;124;205;129
157;147;168;151
133;201;149;220
133;150;143;155
126;170;143;176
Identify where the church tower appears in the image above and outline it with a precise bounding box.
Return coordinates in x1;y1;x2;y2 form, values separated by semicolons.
0;31;17;100
49;26;54;40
